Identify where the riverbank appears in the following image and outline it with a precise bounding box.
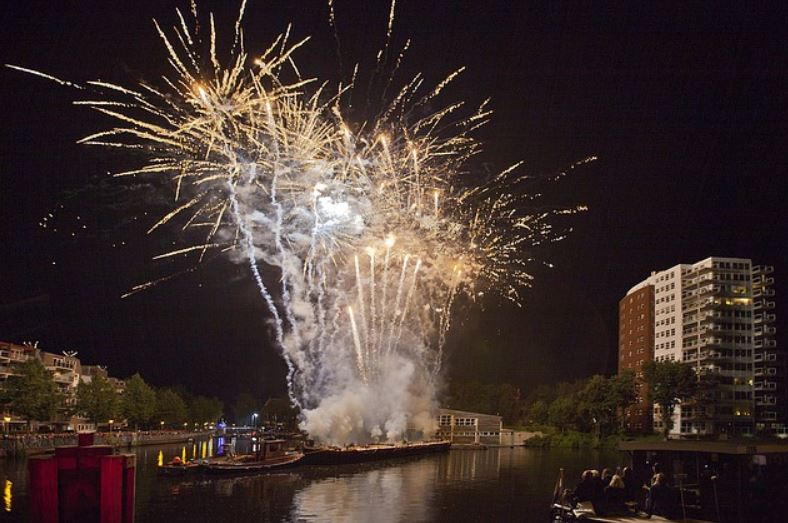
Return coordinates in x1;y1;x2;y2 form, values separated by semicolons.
523;430;621;449
0;430;210;458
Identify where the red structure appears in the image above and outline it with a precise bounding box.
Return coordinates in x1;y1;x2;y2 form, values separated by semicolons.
618;284;655;433
28;433;135;523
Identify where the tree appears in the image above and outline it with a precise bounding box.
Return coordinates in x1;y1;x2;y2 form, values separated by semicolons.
233;392;260;425
189;395;224;425
548;396;577;433
155;388;188;428
3;359;60;428
76;374;119;424
526;399;549;425
575;373;636;436
642;360;697;438
262;398;299;429
493;383;523;425
576;375;614;435
610;371;637;430
122;373;156;429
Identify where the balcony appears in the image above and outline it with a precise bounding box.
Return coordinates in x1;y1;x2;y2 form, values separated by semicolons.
754;313;777;324
753;300;776;310
697;285;721;296
699;351;725;361
53;373;75;384
752;265;774;275
753;288;776;298
752;276;775;286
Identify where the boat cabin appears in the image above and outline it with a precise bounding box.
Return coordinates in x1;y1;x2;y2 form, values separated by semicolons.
254;439;288;461
621;440;788;521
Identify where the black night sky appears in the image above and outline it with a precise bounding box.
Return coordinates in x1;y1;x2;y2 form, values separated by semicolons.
1;1;786;404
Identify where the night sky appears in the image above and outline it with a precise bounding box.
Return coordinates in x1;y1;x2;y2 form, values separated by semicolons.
1;1;786;404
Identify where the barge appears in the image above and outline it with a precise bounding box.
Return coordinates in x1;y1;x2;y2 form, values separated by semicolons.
301;439;451;466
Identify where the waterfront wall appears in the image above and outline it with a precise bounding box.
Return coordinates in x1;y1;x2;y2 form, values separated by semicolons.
0;430;209;458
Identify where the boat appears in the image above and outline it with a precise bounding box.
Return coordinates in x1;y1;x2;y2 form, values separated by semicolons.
205;439;304;475
301;439;451;466
549;501;712;522
157;460;204;476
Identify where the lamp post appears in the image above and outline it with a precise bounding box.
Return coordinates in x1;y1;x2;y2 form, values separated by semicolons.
160;420;165;430
3;416;10;435
108;419;114;435
252;412;258;428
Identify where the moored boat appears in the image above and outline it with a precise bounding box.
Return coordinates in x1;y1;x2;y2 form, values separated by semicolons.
157;461;204;476
204;452;303;474
204;439;304;475
301;439;451;466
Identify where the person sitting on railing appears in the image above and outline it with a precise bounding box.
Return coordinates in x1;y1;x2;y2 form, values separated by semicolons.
645;473;679;519
572;470;595;503
621;466;638;502
604;475;628;515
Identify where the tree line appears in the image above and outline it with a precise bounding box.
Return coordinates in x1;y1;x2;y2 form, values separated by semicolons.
0;359;224;430
523;372;636;437
446;361;699;439
525;361;700;438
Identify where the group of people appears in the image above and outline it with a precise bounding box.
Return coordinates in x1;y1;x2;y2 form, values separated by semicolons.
570;464;680;518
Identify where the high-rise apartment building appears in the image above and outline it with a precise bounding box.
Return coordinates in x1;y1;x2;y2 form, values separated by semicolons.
751;265;784;433
619;257;783;437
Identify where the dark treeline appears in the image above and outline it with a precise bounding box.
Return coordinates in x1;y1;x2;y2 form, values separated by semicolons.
446;371;637;438
523;372;636;437
0;359;224;430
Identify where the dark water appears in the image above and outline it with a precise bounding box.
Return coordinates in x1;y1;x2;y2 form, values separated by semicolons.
0;438;626;522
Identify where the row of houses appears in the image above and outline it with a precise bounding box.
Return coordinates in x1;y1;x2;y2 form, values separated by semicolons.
0;340;124;431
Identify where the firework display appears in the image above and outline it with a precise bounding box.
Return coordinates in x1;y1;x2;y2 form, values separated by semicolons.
9;1;589;444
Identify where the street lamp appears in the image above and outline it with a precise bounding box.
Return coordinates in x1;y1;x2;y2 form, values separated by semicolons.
108;419;114;434
252;412;258;428
160;420;165;430
3;416;10;435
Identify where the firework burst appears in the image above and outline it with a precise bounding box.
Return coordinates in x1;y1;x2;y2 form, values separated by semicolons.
8;1;591;443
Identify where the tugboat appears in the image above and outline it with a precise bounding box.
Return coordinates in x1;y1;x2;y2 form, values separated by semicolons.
301;439;451;466
205;439;303;475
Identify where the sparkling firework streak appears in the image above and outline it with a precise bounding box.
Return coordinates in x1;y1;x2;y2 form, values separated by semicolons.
8;1;591;444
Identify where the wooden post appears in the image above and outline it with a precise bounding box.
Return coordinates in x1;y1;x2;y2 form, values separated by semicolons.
122;455;136;523
100;455;124;523
28;456;58;523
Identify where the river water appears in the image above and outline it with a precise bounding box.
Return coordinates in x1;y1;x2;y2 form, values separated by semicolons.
0;438;626;522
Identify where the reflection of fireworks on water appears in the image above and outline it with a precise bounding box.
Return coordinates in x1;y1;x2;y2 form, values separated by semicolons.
8;1;592;444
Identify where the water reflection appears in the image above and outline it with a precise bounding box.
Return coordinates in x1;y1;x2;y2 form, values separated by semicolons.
0;436;627;522
3;479;11;513
292;460;437;522
440;449;501;481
